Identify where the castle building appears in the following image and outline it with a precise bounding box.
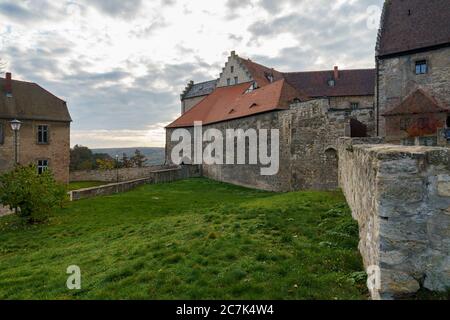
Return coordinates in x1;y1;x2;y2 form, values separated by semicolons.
376;0;450;145
167;52;375;191
166;0;450;192
0;73;71;183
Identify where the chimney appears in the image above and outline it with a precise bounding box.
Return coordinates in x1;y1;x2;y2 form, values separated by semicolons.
231;50;236;57
333;66;339;80
5;72;12;95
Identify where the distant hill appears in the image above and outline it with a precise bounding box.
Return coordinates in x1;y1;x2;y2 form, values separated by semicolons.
92;147;165;165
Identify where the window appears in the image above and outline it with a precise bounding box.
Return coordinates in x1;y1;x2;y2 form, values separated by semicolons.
328;79;335;87
37;125;49;144
350;102;359;110
415;60;427;74
267;74;274;83
227;78;231;86
231;66;234;73
37;160;48;174
234;76;238;84
0;123;3;145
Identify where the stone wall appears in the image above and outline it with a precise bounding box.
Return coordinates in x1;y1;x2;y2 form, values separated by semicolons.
338;138;450;299
70;165;201;201
69;165;174;183
0;119;70;183
166;98;375;191
376;46;450;137
329;95;375;136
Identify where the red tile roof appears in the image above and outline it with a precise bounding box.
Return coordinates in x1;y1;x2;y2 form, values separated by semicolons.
282;69;375;97
167;79;308;128
376;0;450;57
0;77;71;122
239;58;284;88
383;88;449;116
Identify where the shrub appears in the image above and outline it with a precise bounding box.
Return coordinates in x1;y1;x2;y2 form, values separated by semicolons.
0;165;68;222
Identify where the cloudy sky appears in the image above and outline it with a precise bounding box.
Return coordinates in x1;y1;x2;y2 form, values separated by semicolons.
0;0;384;148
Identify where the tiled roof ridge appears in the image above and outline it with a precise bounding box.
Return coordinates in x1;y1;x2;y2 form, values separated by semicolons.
282;68;375;74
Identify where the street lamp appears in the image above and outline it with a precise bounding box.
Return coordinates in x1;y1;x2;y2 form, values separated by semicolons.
115;154;119;183
10;119;22;165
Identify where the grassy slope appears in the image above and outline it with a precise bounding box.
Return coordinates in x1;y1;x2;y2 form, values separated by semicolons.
0;178;368;300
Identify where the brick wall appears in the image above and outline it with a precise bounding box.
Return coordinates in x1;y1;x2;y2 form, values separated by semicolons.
0;119;70;183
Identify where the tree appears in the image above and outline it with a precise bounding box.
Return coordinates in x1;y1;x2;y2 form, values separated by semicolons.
121;153;133;168
131;149;147;168
70;145;113;171
70;145;94;171
96;158;115;170
0;165;67;223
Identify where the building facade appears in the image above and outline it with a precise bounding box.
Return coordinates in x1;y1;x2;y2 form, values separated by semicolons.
375;0;450;144
166;51;375;191
0;73;72;183
166;0;449;192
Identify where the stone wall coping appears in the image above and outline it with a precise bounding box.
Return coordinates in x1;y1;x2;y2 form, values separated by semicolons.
350;144;450;161
70;177;150;193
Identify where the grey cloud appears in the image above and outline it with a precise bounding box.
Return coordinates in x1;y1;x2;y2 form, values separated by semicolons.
247;0;384;70
225;0;253;19
0;0;60;23
1;43;217;133
84;0;143;18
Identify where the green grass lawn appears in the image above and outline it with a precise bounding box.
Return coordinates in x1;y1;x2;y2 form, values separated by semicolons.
67;181;106;191
0;178;369;300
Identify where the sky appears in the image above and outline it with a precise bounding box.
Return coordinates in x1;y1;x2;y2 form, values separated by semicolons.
0;0;384;148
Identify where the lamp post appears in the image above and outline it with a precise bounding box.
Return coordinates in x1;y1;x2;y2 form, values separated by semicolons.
115;154;119;183
10;119;22;165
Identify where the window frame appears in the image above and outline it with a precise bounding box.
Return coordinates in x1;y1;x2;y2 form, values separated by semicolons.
37;124;50;144
37;159;49;174
415;60;428;75
350;102;360;110
230;66;234;73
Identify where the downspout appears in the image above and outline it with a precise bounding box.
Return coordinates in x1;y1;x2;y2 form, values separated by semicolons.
376;57;380;137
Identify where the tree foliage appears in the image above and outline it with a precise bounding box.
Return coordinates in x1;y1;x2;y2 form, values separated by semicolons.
96;158;115;170
131;149;147;168
0;165;67;222
70;145;113;171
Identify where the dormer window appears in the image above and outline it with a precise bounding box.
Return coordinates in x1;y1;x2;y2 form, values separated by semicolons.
415;60;427;74
328;79;335;87
292;98;301;104
267;74;274;83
